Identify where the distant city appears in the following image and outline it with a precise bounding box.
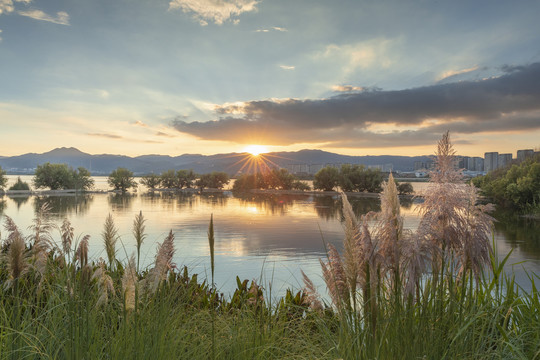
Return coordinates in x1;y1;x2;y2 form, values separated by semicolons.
284;148;538;178
411;148;538;177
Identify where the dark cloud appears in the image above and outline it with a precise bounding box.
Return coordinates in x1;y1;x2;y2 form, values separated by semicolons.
172;63;540;147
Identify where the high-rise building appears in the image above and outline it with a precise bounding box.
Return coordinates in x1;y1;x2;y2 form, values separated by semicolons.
484;152;498;172
474;157;484;172
517;149;534;162
498;153;512;169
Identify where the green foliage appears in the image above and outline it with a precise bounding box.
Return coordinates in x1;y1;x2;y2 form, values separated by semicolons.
313;166;339;191
473;154;540;212
8;177;30;191
0;166;7;190
160;169;177;189
396;181;414;195
196;172;230;190
33;163;94;190
107;167;137;192
338;164;383;192
0;208;538;359
140;174;162;190
232;169;308;192
176;169;197;189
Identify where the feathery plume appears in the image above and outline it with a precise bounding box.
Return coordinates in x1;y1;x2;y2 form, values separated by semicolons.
61;218;74;256
92;260;115;307
102;214;118;269
340;193;362;299
144;230;176;294
4;230;28;289
122;254;137;311
75;235;90;267
133;211;146;272
320;243;348;307
301;270;323;311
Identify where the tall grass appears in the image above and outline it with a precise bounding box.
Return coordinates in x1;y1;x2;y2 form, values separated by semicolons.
0;133;538;359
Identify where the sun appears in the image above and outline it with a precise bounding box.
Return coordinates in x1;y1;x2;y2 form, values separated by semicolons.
243;145;268;156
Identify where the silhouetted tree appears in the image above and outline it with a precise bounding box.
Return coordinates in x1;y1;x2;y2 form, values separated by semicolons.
108;167;137;192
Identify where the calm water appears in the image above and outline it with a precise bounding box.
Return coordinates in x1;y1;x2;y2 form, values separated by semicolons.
1;175;539;296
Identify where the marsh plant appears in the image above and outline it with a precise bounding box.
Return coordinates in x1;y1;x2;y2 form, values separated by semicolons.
0;132;538;359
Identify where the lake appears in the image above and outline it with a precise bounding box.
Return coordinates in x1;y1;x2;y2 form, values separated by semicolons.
1;175;539;296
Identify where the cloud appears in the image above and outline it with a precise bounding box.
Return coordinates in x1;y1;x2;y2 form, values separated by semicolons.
18;9;70;25
87;132;164;144
172;62;540;147
332;85;365;92
87;133;123;139
0;29;2;42
279;65;295;70
133;120;147;127
255;26;287;33
168;0;258;25
0;0;30;15
317;38;396;74
156;131;175;137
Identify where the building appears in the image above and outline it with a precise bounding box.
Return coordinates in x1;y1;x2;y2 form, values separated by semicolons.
474;157;484;172
484;152;498;172
498;153;512;169
517;149;534;162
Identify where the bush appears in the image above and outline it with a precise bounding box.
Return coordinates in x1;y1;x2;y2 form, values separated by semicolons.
397;182;414;195
9;177;30;191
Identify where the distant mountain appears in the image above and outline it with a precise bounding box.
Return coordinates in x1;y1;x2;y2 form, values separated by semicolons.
0;147;432;175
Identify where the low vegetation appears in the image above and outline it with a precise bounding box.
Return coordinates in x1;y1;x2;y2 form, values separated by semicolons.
8;177;30;191
472;153;540;214
0;133;538;359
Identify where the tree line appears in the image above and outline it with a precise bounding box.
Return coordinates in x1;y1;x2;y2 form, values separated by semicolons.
0;163;230;193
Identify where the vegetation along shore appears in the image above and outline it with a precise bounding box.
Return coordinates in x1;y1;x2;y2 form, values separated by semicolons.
0;133;539;359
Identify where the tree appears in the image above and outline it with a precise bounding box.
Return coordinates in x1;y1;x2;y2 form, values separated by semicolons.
34;163;72;190
140;174;162;190
196;172;230;190
176;169;197;189
313;166;339;191
33;163;93;190
0;166;7;190
108;168;137;192
160;170;177;189
397;182;414;195
292;180;311;191
72;167;95;191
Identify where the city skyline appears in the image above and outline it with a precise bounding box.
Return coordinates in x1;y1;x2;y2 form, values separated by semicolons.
1;0;540;157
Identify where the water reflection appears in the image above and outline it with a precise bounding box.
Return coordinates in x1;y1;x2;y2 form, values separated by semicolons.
235;193;311;216
9;195;30;210
494;210;540;260
108;193;135;211
33;195;93;218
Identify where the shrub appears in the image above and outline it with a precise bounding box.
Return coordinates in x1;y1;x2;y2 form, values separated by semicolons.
108;167;137;192
8;177;30;191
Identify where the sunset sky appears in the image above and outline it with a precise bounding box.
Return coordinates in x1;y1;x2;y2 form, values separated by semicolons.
1;0;539;158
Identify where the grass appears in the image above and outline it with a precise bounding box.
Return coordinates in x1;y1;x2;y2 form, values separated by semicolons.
0;133;539;359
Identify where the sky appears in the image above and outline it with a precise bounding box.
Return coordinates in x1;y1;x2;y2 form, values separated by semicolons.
1;0;540;158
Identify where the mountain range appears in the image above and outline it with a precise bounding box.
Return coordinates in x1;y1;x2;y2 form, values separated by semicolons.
0;147;432;175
